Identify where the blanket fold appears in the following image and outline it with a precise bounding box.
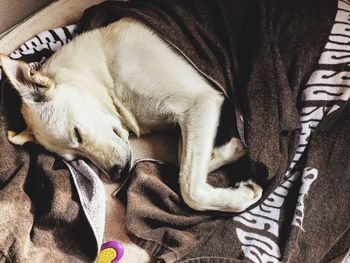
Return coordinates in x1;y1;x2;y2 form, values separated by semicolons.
119;160;227;262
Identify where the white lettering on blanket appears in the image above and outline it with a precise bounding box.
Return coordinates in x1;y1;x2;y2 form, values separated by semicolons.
9;25;76;61
292;168;318;231
0;25;76;86
235;172;299;237
235;0;350;262
237;229;281;263
235;172;298;263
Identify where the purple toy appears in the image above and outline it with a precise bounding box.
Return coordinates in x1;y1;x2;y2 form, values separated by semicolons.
97;240;124;263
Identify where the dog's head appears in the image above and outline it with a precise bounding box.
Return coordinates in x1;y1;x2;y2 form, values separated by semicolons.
0;55;134;180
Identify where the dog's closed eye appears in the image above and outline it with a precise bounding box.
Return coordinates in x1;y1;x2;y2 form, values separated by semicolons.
74;127;83;144
113;128;121;137
113;128;128;142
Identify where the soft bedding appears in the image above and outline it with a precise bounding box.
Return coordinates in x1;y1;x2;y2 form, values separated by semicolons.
0;0;349;263
0;25;103;263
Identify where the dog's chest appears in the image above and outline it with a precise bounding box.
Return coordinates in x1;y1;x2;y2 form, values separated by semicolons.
106;19;216;133
112;83;178;133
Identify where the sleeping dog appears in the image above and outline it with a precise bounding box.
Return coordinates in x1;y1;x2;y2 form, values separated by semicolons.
0;18;262;212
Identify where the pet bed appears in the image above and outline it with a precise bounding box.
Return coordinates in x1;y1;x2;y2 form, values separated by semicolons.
0;0;349;263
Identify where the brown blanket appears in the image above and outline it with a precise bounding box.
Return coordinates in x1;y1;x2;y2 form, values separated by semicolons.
78;0;350;262
0;0;349;262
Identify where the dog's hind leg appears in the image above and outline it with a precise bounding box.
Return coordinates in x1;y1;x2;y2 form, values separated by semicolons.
178;92;262;212
179;136;247;173
208;137;247;173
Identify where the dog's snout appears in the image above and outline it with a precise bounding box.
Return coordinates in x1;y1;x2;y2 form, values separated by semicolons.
109;161;131;182
109;164;124;181
110;164;123;180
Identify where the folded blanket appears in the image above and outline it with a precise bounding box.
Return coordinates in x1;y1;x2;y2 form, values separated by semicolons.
77;0;350;262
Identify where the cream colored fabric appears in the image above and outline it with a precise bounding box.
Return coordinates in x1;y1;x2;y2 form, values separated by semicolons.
0;1;179;262
0;0;51;35
0;0;103;54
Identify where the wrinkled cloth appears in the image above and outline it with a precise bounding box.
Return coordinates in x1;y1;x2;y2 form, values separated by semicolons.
0;0;349;262
0;26;104;263
78;0;350;262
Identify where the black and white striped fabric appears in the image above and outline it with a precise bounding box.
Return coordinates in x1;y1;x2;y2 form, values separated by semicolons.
0;24;76;78
234;1;350;261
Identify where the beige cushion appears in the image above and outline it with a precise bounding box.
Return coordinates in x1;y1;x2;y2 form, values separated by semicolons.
0;0;52;35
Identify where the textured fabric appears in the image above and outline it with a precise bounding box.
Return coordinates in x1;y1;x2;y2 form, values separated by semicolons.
0;0;349;262
65;160;106;251
0;26;101;263
78;0;350;262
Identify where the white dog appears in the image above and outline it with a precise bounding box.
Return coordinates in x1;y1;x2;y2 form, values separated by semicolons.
0;18;262;212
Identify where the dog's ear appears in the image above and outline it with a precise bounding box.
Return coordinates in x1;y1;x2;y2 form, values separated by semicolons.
0;54;54;102
7;129;36;145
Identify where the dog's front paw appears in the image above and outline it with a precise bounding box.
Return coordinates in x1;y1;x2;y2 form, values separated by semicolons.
225;179;262;212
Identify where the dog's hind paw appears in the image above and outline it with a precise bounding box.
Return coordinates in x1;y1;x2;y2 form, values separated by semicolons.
231;179;263;211
216;179;262;213
180;180;263;213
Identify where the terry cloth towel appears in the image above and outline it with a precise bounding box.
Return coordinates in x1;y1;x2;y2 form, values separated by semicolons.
0;26;105;262
77;0;350;262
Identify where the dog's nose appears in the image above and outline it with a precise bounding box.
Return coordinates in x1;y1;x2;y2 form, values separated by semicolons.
109;163;130;182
